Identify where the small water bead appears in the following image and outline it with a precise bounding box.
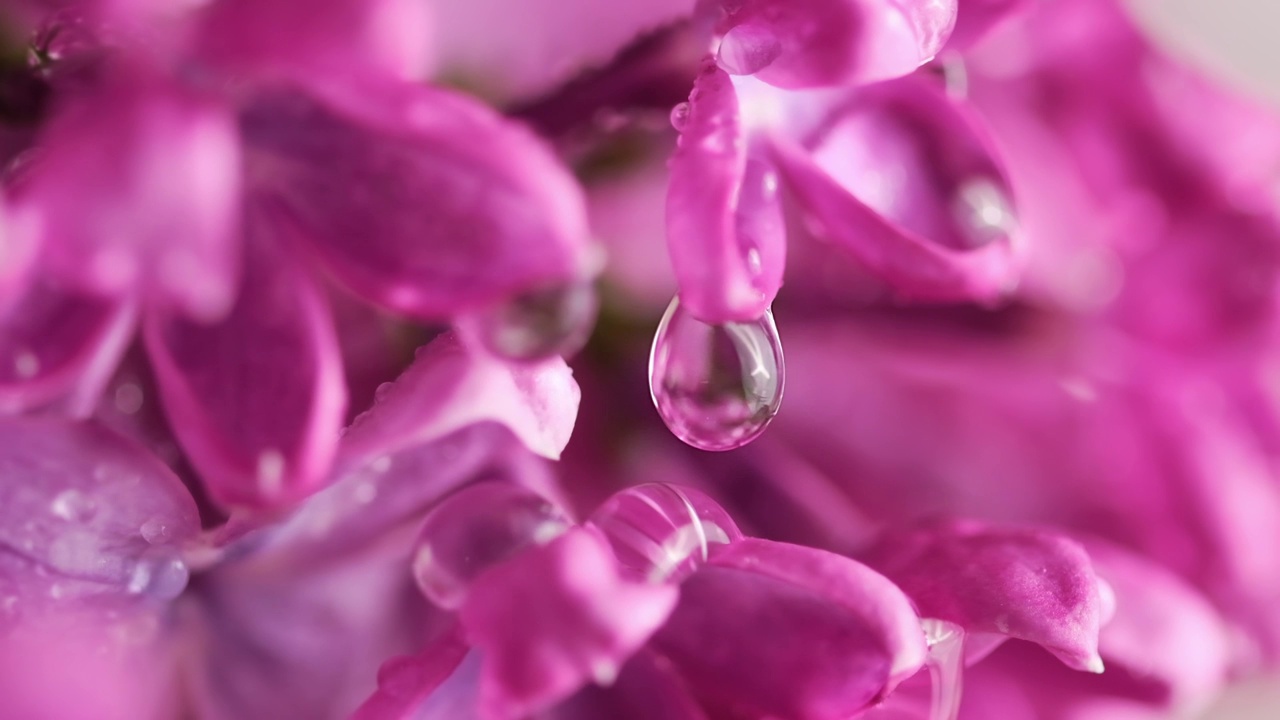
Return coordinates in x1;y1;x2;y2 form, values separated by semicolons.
649;297;785;451
669;102;691;132
587;483;743;583
462;281;599;361
49;489;94;523
126;549;189;600
922;618;965;720
412;483;571;609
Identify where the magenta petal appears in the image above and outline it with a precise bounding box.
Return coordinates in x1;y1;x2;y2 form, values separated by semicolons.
0;417;199;602
1085;540;1230;711
241;81;596;320
651;545;920;720
545;650;707;720
666;61;785;323
861;520;1105;673
771;75;1022;303
707;538;926;688
340;332;579;466
708;0;956;88
194;0;431;84
943;0;1029;52
19;66;241;322
460;527;679;720
0;276;135;416
353;628;471;720
143;215;346;511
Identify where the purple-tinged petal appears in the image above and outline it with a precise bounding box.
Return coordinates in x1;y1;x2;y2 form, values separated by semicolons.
0;417;199;603
241;81;597;321
705;0;956;88
943;0;1029;52
340;332;579;466
860;520;1105;673
461;527;679;720
666;60;784;323
651;544;921;719
1084;539;1230;712
353;627;471;720
143;212;346;511
707;538;926;688
0;276;135;416
17;64;241;322
193;0;431;85
770;74;1022;303
543;650;707;720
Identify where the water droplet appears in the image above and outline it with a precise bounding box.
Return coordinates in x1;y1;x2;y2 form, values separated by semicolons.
649;297;784;451
113;382;144;415
953;178;1015;249
922;618;965;720
717;23;782;76
669;102;691;132
412;483;571;609
256;449;285;497
139;517;170;545
587;483;743;583
461;281;598;361
50;489;94;522
13;350;38;379
127;549;189;600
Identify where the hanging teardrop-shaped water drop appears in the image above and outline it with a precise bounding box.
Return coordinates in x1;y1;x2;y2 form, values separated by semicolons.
126;548;189;601
922;618;965;720
587;483;744;583
412;482;571;610
649;297;784;451
459;281;599;361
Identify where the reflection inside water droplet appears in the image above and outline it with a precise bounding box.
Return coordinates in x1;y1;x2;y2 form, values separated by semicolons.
717;23;782;76
412;483;571;609
649;297;784;451
587;483;743;583
128;549;189;600
670;102;691;132
461;281;598;361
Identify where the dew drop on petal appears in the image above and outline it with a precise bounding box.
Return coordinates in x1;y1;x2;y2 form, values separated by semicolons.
49;489;94;523
411;483;571;609
952;178;1016;249
587;483;743;583
670;102;691;132
922;618;965;720
461;281;599;361
717;23;782;76
649;297;784;451
139;517;170;545
127;549;189;600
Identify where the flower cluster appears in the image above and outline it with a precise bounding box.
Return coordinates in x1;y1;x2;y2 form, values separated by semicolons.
0;0;1278;718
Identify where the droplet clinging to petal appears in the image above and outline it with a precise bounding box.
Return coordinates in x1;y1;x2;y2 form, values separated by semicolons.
649;296;784;451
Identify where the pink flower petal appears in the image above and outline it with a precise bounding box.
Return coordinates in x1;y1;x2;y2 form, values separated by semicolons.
543;650;707;720
0;417;199;602
649;538;924;718
666;60;785;322
0;276;135;416
339;332;580;466
461;527;679;720
18;63;241;322
770;74;1022;303
193;0;431;85
944;0;1029;52
706;0;956;88
143;211;346;511
861;520;1106;673
353;627;471;720
241;81;596;320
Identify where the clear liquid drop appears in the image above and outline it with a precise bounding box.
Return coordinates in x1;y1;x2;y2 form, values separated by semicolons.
460;281;598;361
717;23;782;76
922;618;965;720
127;549;189;600
649;297;784;451
670;102;691;132
953;178;1015;249
587;483;743;583
412;483;571;609
49;489;94;523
